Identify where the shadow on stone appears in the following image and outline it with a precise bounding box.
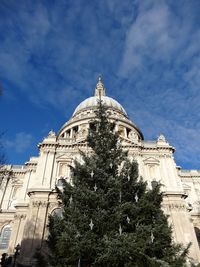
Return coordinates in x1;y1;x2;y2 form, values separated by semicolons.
16;238;49;267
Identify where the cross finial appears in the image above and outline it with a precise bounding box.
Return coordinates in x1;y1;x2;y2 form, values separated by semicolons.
94;75;106;97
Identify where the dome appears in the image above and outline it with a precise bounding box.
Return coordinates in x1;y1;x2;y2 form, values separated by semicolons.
58;77;144;141
72;77;127;117
73;95;127;116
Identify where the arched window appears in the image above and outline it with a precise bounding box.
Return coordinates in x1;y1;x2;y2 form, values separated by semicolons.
51;208;63;218
0;225;12;249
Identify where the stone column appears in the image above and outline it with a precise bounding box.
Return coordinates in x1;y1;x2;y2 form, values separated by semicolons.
163;194;200;263
70;128;73;138
18;191;54;265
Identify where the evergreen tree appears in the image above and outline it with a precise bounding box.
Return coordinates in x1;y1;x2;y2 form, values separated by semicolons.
48;101;188;267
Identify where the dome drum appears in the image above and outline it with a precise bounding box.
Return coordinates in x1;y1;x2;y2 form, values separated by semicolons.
58;116;142;143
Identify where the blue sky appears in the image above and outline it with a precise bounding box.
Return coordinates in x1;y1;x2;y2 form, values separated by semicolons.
0;0;200;169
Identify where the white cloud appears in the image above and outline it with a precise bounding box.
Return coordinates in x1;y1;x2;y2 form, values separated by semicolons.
0;1;119;109
5;132;33;153
119;0;200;75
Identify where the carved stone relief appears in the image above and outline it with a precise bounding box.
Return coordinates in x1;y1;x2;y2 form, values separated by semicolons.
14;214;27;220
128;130;138;141
167;203;186;211
77;124;88;139
118;126;125;137
32;201;48;208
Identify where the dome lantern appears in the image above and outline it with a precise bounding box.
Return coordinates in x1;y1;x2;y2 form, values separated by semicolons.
72;77;127;117
94;76;106;97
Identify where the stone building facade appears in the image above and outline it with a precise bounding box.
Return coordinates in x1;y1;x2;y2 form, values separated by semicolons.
0;78;200;265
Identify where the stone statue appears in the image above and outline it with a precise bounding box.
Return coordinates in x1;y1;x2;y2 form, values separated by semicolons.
48;130;56;137
128;130;138;141
157;134;166;142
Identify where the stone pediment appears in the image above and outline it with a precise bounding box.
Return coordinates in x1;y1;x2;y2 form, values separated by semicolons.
56;153;73;162
143;157;160;165
120;137;140;146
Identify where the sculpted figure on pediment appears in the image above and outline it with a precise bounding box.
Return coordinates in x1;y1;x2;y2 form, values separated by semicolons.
77;124;88;138
128;130;138;141
48;130;56;138
118;126;125;137
157;134;167;143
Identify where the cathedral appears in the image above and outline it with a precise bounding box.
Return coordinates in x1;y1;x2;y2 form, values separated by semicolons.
0;78;200;265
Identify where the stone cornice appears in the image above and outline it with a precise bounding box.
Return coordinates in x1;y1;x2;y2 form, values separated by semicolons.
163;191;187;199
11;169;26;175
38;138;174;153
27;188;56;196
14;203;29;208
25;163;37;168
162;203;187;211
0;210;16;214
179;170;200;179
38;142;58;149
